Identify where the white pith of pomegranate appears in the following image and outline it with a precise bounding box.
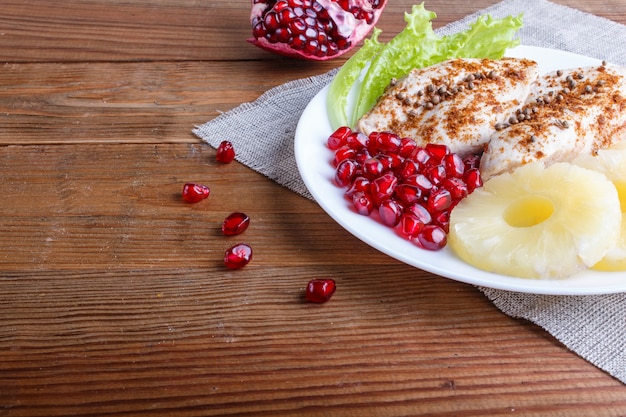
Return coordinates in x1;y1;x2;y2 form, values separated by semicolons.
328;127;484;251
248;0;387;60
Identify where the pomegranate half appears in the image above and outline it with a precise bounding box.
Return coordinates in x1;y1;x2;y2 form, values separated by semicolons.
248;0;387;60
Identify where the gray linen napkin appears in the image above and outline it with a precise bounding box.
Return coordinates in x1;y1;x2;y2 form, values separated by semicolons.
194;0;626;383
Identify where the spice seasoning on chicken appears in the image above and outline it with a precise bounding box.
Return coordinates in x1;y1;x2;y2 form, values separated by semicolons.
357;57;540;158
480;62;626;180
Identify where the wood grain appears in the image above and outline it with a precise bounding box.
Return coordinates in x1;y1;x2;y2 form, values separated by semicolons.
1;0;626;416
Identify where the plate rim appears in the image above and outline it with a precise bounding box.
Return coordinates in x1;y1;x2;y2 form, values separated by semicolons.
295;45;626;295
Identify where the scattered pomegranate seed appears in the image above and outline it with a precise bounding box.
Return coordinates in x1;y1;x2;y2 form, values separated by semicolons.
224;243;253;269
216;140;236;163
305;278;336;303
182;182;210;203
222;212;250;236
327;127;483;251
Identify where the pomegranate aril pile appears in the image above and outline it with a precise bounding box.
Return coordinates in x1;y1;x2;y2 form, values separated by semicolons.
328;127;483;251
249;0;386;60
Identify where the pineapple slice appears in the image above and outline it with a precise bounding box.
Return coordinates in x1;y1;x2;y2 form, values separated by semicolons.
449;162;621;279
573;141;626;271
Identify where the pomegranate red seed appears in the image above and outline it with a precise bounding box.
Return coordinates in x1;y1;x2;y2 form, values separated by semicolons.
425;143;449;161
363;157;385;179
346;131;368;150
398;160;419;180
327;126;352;150
385;153;403;171
378;199;403;227
443;177;468;200
433;211;450;233
443;153;465;178
352;191;374;215
399;213;425;238
370;171;398;205
224;243;253;269
377;154;398;172
464;168;483;193
394;184;422;205
354;149;371;165
369;131;401;153
182;182;210;203
221;212;250;236
335;159;359;187
345;176;370;198
412;147;431;166
406;202;432;225
414;225;447;251
463;154;481;171
404;173;433;194
399;137;418;158
427;188;452;212
216;140;236;163
305;278;336;303
333;146;356;166
425;164;446;186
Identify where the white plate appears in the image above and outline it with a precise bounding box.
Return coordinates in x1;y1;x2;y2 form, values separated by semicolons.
295;45;626;295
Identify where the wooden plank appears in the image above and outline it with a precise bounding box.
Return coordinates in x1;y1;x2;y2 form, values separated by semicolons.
2;0;626;415
0;60;339;144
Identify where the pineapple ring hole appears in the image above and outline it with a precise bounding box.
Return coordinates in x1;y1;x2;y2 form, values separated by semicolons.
504;195;555;228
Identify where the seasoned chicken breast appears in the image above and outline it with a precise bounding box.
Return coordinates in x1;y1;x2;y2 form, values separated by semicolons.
357;57;540;157
480;63;626;180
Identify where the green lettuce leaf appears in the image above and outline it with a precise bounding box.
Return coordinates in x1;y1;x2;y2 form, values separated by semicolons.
441;13;523;60
327;28;383;130
352;3;442;125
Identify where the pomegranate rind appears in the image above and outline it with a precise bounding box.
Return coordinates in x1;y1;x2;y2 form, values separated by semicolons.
248;0;387;61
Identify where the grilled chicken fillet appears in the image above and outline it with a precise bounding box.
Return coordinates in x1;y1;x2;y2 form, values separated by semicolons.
357;57;540;157
480;63;626;180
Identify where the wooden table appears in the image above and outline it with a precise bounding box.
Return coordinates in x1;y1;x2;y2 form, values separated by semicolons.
1;1;625;415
